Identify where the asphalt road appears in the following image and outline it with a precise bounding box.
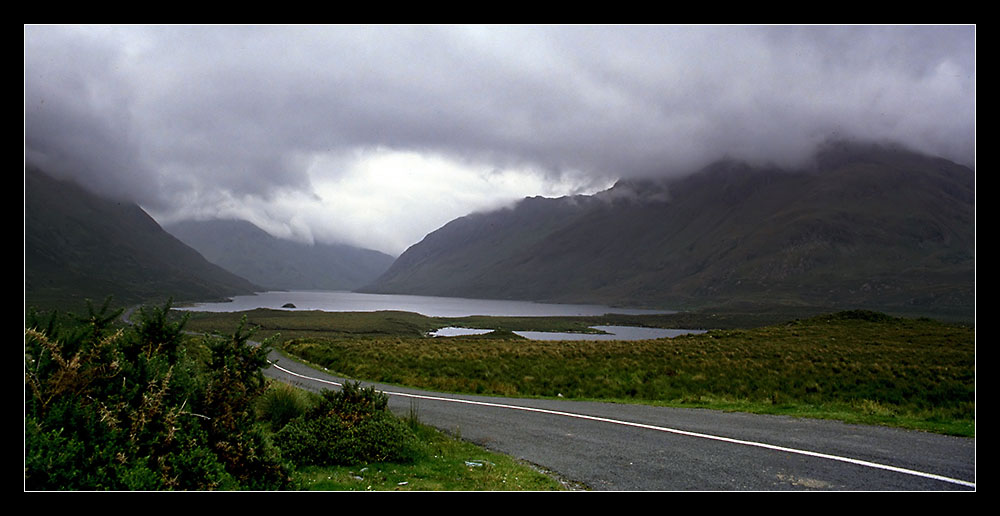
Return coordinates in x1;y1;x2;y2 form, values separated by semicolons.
263;349;976;491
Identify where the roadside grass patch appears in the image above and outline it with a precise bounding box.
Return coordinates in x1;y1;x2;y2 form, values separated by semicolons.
256;381;312;430
290;423;567;491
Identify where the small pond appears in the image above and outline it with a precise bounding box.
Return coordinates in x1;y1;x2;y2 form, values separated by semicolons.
430;325;707;341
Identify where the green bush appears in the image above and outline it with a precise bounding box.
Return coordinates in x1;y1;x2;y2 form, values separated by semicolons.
274;382;421;466
312;380;389;418
24;299;291;490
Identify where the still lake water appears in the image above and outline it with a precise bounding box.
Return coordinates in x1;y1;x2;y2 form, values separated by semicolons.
431;325;707;340
514;326;706;341
178;290;672;318
179;290;705;340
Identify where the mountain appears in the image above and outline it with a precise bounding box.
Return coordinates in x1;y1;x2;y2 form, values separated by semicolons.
361;141;975;319
25;166;262;311
165;219;395;292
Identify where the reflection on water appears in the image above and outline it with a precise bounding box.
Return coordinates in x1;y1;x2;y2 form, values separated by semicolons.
514;326;706;341
430;325;706;341
430;327;495;337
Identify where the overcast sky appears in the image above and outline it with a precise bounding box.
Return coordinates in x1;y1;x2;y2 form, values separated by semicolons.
24;25;975;256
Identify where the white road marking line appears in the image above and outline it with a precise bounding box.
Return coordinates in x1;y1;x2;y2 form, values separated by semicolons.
269;361;975;489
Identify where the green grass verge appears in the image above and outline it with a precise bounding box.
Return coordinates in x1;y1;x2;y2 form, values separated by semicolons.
290;422;569;491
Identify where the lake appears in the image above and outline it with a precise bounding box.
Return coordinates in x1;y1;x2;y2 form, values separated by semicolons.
177;290;673;318
515;326;707;340
179;290;704;341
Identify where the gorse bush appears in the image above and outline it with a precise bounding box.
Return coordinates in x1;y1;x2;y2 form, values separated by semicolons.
275;411;420;466
24;298;291;490
274;381;422;466
313;380;389;418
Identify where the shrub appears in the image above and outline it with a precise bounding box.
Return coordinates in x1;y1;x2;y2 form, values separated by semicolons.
823;310;895;323
274;381;421;466
313;380;389;419
24;299;291;490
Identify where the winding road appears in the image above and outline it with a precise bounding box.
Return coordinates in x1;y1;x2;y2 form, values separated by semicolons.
263;349;976;491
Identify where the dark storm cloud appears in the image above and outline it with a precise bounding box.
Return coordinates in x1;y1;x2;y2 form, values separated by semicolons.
24;27;150;203
24;25;975;251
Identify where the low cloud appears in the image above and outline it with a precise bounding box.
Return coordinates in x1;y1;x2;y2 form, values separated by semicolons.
24;25;975;254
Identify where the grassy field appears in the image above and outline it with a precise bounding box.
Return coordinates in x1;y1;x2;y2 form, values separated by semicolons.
182;308;975;437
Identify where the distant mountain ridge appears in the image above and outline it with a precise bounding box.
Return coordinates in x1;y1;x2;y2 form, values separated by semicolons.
360;141;975;319
165;219;395;292
25;166;262;310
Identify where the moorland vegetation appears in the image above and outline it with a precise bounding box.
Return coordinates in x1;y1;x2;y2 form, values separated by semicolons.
186;308;975;437
24;299;563;491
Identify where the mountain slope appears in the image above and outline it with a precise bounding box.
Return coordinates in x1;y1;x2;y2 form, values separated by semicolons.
25;166;262;310
361;142;975;319
165;219;395;291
